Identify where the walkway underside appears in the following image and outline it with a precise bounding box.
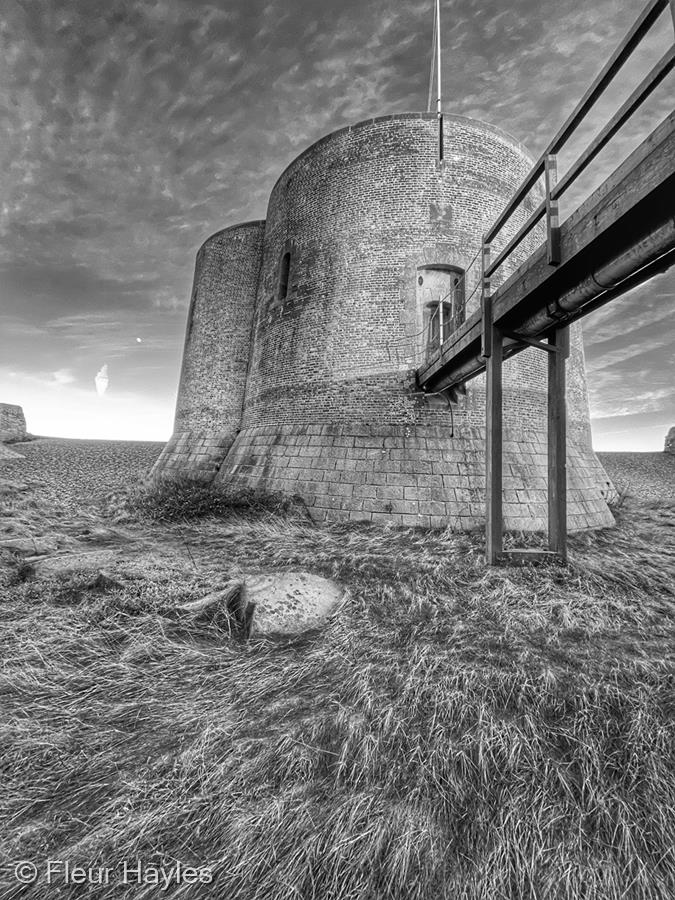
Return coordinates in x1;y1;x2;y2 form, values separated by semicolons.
417;111;675;394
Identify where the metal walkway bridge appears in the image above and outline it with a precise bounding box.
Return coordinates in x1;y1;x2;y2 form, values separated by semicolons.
417;0;675;564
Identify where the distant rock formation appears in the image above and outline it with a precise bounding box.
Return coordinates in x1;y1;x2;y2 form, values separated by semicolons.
665;427;675;455
0;404;26;443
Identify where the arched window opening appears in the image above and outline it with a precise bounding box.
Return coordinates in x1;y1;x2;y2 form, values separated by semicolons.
278;251;291;302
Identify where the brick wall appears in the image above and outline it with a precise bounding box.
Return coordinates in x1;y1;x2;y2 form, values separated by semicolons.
151;221;265;481
154;113;614;531
243;114;550;431
220;423;614;530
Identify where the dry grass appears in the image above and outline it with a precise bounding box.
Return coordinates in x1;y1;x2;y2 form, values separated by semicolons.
0;487;674;899
122;476;308;523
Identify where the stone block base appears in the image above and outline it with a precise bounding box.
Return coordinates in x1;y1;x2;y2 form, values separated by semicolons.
150;429;236;483
209;423;615;531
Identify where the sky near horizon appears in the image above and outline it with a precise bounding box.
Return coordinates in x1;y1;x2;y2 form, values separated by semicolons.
0;0;673;450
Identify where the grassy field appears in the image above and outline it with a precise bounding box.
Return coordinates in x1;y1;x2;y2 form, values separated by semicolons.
0;442;674;899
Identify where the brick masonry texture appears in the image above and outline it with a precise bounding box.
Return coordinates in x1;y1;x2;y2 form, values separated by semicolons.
0;403;27;442
151;221;265;482
220;424;614;530
152;113;615;531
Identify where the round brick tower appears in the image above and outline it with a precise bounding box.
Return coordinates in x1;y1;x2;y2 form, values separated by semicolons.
154;113;614;531
151;221;265;482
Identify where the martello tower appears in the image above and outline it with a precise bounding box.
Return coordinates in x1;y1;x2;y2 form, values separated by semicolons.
152;113;614;531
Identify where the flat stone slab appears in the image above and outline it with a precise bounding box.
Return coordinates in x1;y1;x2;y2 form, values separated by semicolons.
0;536;59;555
32;550;118;579
241;571;348;637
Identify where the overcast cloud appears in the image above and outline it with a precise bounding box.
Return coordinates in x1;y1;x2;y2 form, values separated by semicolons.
0;0;672;446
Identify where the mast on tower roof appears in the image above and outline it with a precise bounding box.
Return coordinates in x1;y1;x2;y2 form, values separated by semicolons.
427;0;443;160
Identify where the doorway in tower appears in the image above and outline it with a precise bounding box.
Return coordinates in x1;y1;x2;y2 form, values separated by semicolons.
416;265;465;361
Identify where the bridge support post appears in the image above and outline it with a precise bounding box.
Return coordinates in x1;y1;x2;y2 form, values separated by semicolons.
481;240;504;564
485;326;503;564
483;303;503;565
548;326;569;558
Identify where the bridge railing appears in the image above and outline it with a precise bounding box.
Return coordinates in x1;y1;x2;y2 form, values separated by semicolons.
481;0;675;301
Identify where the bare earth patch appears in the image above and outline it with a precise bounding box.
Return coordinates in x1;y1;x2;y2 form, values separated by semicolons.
0;439;673;899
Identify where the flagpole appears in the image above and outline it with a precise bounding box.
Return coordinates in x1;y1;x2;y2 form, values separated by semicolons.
436;0;441;116
436;0;443;160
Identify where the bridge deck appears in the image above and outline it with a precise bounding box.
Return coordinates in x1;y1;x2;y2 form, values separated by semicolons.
417;111;675;393
415;0;674;564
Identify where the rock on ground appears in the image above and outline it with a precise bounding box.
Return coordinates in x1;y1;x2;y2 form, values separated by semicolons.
0;403;26;442
241;571;348;637
177;583;245;627
31;550;118;579
176;574;347;636
0;536;59;555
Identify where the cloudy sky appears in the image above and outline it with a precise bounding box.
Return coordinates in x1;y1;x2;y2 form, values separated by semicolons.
1;0;672;448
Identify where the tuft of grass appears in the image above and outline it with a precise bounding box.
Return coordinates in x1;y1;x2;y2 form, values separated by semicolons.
0;495;673;898
106;476;307;524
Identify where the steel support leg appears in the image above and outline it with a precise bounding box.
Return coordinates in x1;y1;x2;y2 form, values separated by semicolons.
548;327;569;558
485;321;503;564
